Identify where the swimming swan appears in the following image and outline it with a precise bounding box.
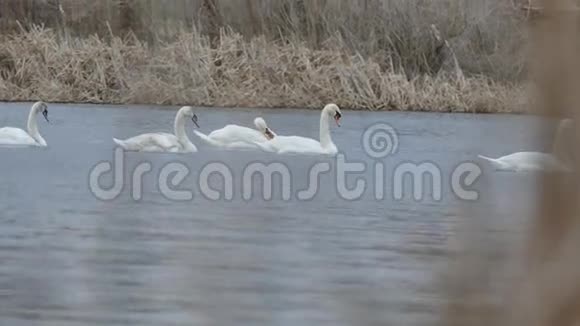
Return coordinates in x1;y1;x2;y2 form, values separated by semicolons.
113;106;200;153
478;119;574;172
255;103;342;155
194;117;276;149
0;101;50;147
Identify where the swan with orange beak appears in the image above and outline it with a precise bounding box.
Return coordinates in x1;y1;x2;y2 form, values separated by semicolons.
254;103;342;155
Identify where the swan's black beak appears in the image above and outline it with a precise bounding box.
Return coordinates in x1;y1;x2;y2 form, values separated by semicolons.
334;112;342;127
191;114;200;128
42;109;49;123
265;128;275;140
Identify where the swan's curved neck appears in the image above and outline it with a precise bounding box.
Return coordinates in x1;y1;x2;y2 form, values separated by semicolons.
27;106;45;146
319;108;333;147
174;110;194;148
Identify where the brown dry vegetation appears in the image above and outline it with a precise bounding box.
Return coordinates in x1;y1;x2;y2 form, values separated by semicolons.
0;0;533;111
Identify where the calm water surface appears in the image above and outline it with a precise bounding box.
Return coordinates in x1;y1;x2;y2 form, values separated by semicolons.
0;103;555;325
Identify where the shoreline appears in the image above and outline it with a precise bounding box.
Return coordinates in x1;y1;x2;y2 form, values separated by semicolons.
0;100;529;116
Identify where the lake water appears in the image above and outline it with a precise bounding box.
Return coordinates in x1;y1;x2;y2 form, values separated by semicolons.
0;103;556;325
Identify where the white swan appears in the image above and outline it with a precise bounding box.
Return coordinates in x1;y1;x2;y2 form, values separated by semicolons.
113;106;200;153
193;117;276;149
0;101;49;147
478;119;574;172
255;103;342;155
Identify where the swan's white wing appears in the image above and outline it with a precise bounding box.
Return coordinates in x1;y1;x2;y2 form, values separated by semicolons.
224;141;262;149
114;133;181;152
503;152;569;172
266;136;324;154
0;127;38;146
481;152;569;172
253;140;278;152
208;125;265;144
149;133;181;150
498;152;548;167
197;125;267;148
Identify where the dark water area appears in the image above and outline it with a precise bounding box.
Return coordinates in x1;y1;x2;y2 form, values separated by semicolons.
0;103;555;325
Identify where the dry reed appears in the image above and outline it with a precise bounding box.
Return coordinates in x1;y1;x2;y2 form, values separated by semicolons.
0;0;529;111
0;26;525;112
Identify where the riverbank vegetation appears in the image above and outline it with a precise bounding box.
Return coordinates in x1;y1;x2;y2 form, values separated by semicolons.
0;0;531;112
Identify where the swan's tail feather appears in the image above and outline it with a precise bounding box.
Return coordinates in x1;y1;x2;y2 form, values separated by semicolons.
193;131;222;147
477;155;497;163
113;138;127;149
478;154;512;171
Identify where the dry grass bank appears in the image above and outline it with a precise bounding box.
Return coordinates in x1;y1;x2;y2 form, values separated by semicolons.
0;27;526;112
0;0;530;112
